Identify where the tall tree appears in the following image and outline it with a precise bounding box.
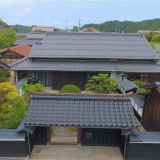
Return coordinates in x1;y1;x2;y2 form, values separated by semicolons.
0;28;17;49
0;82;25;128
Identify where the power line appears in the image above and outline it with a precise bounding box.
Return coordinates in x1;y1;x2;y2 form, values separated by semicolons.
82;0;159;15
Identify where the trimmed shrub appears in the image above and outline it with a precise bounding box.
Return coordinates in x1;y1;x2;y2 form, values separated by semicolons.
85;73;119;93
59;84;81;93
132;80;144;87
0;77;6;82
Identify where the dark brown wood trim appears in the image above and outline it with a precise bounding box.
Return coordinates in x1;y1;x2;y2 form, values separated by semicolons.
47;127;51;144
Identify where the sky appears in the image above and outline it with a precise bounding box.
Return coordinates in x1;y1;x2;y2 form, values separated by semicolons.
0;0;160;29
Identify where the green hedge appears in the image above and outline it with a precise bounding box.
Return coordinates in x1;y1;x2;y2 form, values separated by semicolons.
59;84;81;93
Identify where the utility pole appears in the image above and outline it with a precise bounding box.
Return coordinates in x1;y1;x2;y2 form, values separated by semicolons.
78;19;82;32
65;19;68;32
115;21;119;33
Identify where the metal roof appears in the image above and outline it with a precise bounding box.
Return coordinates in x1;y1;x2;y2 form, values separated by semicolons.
119;79;139;92
25;95;137;128
10;58;160;73
28;32;158;60
0;129;25;141
16;32;29;37
131;93;144;108
14;39;36;46
14;77;29;90
27;32;46;40
130;132;160;143
16;116;34;134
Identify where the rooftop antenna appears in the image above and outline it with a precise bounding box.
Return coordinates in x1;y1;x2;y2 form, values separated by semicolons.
78;19;82;32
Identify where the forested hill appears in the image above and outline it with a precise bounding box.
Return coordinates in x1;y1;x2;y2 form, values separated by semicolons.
0;20;30;31
0;20;9;29
81;19;160;33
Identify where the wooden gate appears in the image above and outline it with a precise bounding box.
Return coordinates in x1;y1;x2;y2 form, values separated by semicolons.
81;128;121;146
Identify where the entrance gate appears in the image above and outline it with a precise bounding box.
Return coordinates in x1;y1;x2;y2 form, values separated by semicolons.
81;128;121;146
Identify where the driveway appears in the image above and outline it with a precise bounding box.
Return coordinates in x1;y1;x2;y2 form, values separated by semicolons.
30;145;124;160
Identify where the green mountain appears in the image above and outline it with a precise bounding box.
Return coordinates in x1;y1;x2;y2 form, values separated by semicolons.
81;19;160;33
9;24;30;32
0;20;30;31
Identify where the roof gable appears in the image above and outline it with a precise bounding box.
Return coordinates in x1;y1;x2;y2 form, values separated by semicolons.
0;44;31;57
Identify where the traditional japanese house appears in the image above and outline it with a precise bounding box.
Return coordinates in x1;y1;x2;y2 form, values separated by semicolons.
80;27;102;33
31;26;55;32
0;44;31;64
10;32;160;90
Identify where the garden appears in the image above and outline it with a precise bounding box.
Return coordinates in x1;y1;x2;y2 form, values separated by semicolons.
0;73;147;129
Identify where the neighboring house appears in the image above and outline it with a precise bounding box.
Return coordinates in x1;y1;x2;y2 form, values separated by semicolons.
14;40;35;46
14;32;45;46
26;32;46;40
31;26;55;32
10;32;160;90
137;30;160;34
80;27;101;33
16;32;29;39
0;44;31;64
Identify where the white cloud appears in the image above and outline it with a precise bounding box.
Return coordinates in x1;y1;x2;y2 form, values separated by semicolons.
24;8;31;12
17;8;32;16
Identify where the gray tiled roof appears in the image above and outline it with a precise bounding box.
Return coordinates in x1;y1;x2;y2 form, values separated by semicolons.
28;32;158;60
25;95;137;128
119;79;139;92
14;39;35;46
16;116;34;134
116;61;160;73
131;93;144;108
10;57;160;73
0;129;25;141
14;77;29;90
130;131;160;142
16;32;29;37
27;32;46;40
